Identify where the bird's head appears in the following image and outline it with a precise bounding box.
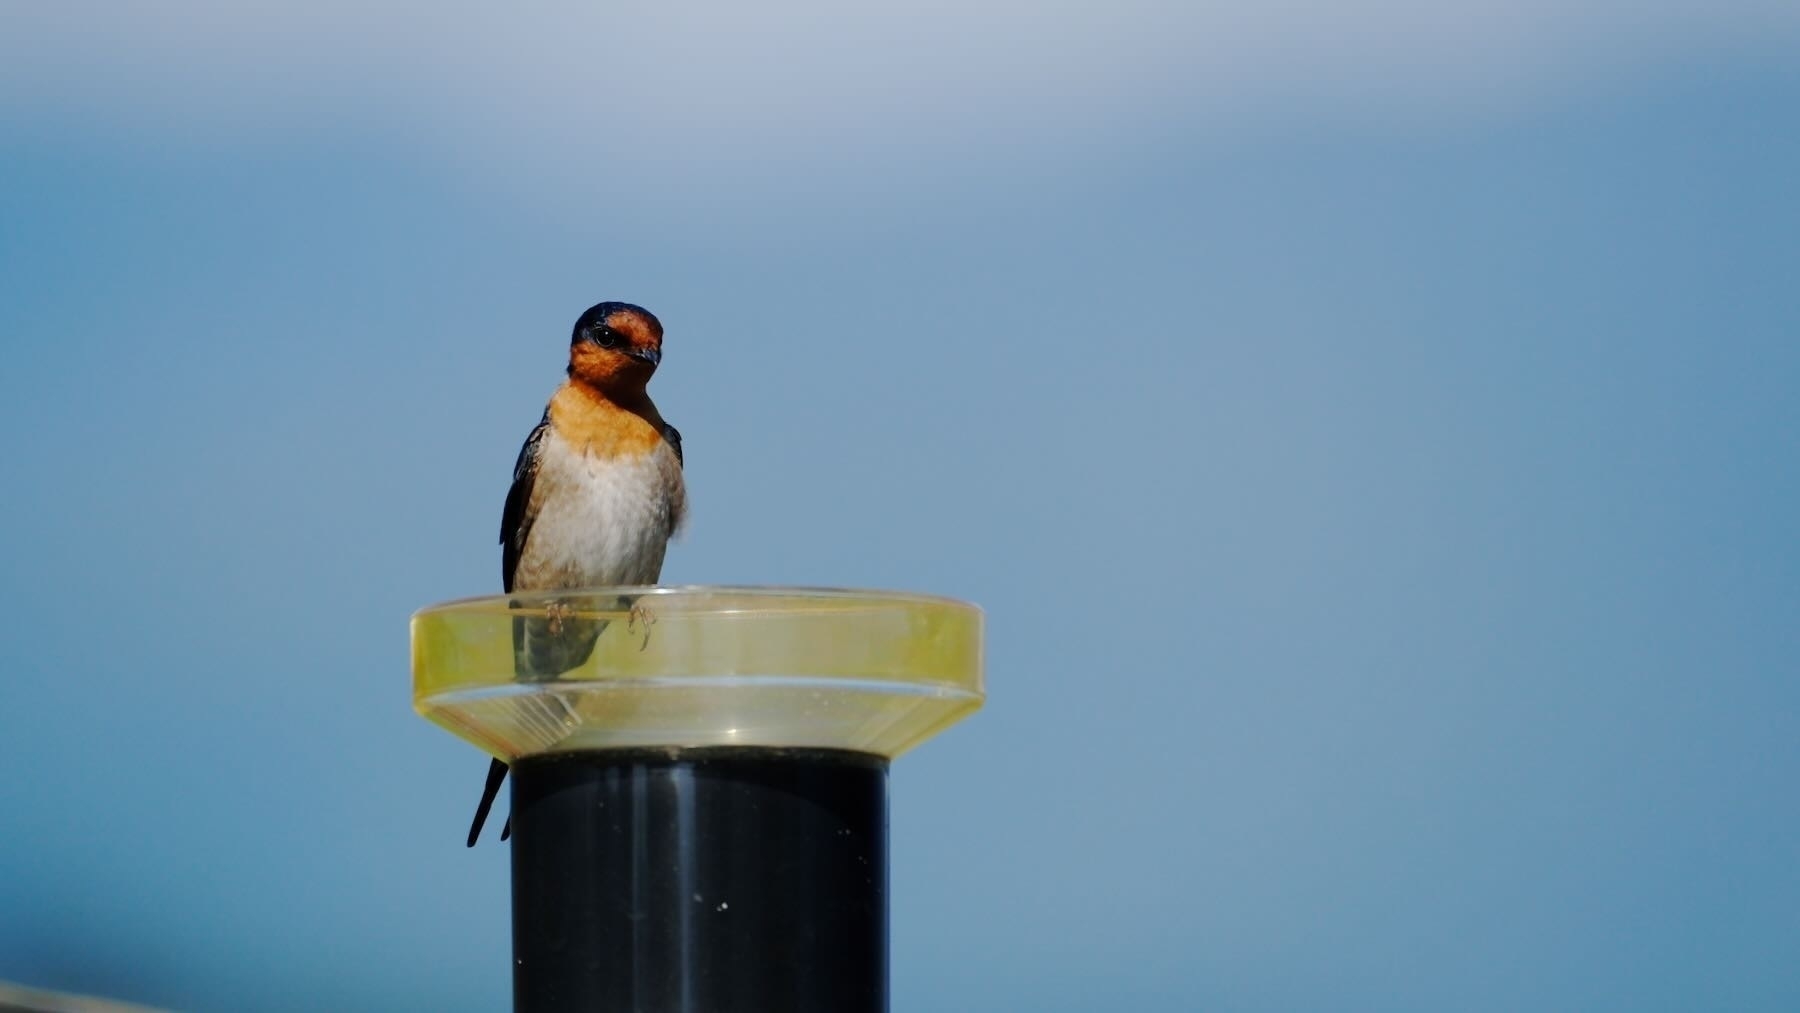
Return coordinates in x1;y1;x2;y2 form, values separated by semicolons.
567;301;664;390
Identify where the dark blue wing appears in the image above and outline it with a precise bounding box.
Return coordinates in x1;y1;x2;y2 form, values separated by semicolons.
500;412;550;594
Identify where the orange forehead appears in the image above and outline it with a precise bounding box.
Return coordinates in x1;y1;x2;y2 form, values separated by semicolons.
605;309;663;347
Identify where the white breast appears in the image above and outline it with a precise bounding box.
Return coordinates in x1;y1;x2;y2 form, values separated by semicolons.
513;428;685;590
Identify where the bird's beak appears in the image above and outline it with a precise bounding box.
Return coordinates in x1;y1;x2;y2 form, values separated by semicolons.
629;347;662;367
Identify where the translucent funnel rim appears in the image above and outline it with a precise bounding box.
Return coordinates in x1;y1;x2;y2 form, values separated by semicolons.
412;584;985;619
410;584;986;761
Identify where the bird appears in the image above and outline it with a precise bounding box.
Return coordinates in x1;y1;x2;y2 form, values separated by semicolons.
466;300;687;847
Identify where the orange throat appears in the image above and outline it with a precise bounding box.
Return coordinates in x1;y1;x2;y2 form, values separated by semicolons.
548;381;667;457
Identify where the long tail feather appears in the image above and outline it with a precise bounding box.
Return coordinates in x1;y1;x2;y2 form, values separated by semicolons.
467;757;509;847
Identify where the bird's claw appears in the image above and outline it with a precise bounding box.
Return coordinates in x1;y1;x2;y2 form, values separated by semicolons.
627;603;657;651
545;600;574;635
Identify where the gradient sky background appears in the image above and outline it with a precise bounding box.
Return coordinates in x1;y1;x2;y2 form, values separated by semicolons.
3;3;1798;1010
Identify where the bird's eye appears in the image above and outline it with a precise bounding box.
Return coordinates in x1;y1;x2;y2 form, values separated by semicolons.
591;327;619;349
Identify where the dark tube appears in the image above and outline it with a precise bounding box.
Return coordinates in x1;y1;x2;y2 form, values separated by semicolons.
509;747;889;1013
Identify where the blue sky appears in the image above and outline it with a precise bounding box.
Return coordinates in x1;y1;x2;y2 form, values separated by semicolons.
2;4;1798;1010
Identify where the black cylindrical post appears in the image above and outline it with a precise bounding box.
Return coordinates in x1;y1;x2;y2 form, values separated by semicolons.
509;747;889;1013
412;588;982;1013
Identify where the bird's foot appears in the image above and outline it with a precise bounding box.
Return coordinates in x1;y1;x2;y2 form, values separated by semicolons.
627;602;658;651
544;600;574;635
